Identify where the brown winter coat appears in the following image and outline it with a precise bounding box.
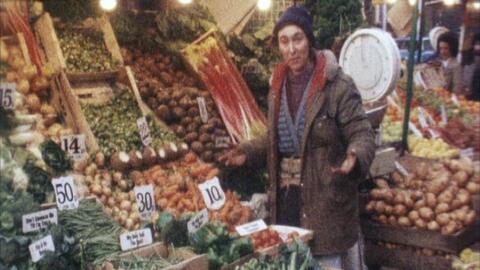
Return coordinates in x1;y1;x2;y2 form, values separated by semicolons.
241;52;375;255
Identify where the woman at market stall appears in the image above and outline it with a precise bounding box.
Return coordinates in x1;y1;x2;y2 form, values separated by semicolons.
437;31;464;94
219;5;375;270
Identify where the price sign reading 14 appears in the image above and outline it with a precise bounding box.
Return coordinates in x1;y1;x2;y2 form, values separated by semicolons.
198;177;226;210
51;176;79;210
134;185;156;220
60;135;87;161
0;82;16;110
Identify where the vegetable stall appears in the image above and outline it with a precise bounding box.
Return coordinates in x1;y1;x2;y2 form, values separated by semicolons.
1;1;479;270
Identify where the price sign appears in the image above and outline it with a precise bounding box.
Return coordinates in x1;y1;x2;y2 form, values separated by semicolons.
417;107;429;129
52;176;79;210
134;185;156;220
60;135;87;161
119;228;153;251
215;136;231;149
235;219;268;236
440;105;448;125
29;235;55;263
451;94;460;106
460;148;474;159
408;122;423;138
0;83;16;110
187;208;209;233
395;161;409;177
22;208;58;233
136;117;152;146
198;177;226;210
197;97;209;123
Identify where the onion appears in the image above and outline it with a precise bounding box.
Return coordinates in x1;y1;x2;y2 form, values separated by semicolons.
20;65;38;80
18;79;30;95
107;197;116;207
0;40;8;61
90;183;102;195
125;218;134;230
427;221;440;231
120;200;132;212
466;182;480;194
102;186;112;197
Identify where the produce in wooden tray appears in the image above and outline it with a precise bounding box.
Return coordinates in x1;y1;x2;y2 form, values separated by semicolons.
81;86;176;156
373;241;454;259
366;157;480;235
434;88;480;116
123;48;231;162
58;29;119;73
141;152;251;231
408;136;460;159
250;227;282;250
452;248;480;270
184;37;267;143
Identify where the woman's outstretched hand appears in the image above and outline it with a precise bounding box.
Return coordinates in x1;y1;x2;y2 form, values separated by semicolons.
331;149;357;175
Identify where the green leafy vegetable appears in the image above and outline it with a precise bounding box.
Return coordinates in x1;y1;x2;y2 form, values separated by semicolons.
40;140;72;174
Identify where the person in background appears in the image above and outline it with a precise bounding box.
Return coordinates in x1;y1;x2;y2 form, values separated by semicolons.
462;33;480;101
437;31;463;94
219;5;375;270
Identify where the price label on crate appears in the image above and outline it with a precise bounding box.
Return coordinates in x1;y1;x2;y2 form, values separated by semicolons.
134;185;156;220
215;136;231;149
440;105;448;125
235;219;268;236
460;148;475;159
52;176;79;210
408;122;423;138
0;83;16;110
29;235;55;262
119;228;153;251
395;161;409;177
198;177;226;210
417;107;429;129
136;117;152;146
197;97;209;123
451;94;460;106
60;135;87;161
22;208;58;233
187;208;209;233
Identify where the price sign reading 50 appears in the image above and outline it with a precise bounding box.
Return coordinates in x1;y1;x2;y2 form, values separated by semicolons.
198;177;226;210
52;176;79;210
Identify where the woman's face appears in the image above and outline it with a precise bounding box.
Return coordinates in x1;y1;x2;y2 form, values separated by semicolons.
277;25;310;74
439;41;452;60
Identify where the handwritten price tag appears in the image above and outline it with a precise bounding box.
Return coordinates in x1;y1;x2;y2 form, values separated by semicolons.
197;97;209;124
440;105;448;125
137;117;152;146
235;220;268;236
120;228;153;251
52;176;79;210
408;122;423;138
460;148;474;159
215;136;230;149
22;208;58;233
0;82;16;110
60;135;87;161
29;235;55;262
187;208;209;233
134;185;156;220
198;177;226;210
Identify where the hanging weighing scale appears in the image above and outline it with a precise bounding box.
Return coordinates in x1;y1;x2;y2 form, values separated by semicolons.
339;28;401;178
339;28;401;127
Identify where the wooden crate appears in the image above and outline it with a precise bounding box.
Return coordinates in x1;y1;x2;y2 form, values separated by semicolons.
105;243;208;270
55;66;171;153
361;218;480;254
256;225;314;256
34;12;123;83
365;241;452;270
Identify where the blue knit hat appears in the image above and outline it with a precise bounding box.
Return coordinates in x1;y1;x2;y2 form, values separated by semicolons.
273;5;314;46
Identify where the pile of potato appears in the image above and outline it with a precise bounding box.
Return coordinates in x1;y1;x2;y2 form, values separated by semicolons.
366;157;480;235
